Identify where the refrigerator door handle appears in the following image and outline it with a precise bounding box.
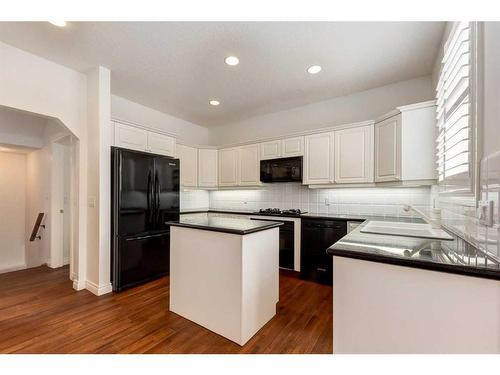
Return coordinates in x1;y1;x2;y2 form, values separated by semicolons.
147;170;153;225
155;171;160;224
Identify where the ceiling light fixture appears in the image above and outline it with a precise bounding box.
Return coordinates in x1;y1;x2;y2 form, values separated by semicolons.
209;100;220;106
224;56;239;66
307;65;322;74
48;21;67;27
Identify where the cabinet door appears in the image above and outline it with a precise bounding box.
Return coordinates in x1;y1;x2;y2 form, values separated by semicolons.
260;140;281;160
177;144;198;187
375;115;401;182
304;132;334;184
334;125;374;183
282;136;304;157
238;144;261;186
147;132;176;157
218;148;238;186
198;149;218;187
114;122;148;152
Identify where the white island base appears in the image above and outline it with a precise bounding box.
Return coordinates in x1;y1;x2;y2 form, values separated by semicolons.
169;225;279;346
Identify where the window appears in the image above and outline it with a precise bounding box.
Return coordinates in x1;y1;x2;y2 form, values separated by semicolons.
436;22;480;198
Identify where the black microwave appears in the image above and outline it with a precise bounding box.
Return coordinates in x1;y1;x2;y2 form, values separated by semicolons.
260;156;303;183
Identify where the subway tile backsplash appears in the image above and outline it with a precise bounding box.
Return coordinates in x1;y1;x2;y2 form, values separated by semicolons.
208;184;431;218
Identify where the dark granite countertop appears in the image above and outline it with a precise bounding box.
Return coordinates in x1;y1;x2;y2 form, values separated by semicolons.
327;218;500;281
180;209;420;222
167;216;283;235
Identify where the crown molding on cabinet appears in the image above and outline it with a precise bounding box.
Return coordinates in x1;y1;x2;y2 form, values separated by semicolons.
375;100;437;123
215;120;375;150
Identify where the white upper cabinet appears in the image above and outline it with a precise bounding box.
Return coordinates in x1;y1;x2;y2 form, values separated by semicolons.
238;144;261;186
198;149;218;188
113;122;175;157
375;101;436;183
114;122;148;152
218;148;239;186
147;132;176;156
375;114;401;182
177;144;198;187
260;136;304;160
334;124;374;184
260;140;281;160
282;136;304;157
304;132;334;185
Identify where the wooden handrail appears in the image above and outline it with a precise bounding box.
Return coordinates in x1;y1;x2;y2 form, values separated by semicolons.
29;213;45;242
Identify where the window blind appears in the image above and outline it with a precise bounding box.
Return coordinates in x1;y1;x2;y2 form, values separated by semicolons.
436;22;473;194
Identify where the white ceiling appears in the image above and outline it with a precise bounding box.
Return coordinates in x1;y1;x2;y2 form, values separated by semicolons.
0;22;445;127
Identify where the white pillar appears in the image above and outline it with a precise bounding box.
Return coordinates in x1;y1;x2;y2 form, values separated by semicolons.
85;66;112;295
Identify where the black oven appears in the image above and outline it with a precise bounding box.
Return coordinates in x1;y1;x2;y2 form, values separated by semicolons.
250;218;294;270
260;156;302;183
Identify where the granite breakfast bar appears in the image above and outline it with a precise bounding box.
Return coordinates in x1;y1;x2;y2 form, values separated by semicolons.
167;216;283;346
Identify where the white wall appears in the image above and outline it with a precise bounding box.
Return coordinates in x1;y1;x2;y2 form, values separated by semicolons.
0;107;46;149
111;95;210;146
0;152;27;273
0;41;87;140
209;76;434;146
0;40;88;290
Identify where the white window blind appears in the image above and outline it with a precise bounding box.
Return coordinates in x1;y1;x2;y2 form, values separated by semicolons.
436;22;474;194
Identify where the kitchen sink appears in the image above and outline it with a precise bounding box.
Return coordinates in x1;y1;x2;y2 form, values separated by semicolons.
360;221;454;241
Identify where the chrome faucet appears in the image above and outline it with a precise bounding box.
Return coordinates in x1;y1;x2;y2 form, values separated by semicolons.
402;204;442;229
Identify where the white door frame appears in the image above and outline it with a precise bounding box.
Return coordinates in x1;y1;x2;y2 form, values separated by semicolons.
49;135;75;273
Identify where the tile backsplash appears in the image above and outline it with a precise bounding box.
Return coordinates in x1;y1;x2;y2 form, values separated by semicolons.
180;189;210;211
208;184;431;217
433;151;500;262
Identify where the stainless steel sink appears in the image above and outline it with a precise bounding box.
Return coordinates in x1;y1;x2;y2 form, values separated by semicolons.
360;221;454;241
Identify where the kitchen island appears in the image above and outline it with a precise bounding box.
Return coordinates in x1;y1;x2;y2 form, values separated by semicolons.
167;216;283;346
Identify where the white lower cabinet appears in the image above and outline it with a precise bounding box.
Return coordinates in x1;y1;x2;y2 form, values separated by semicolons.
238;144;260;186
218;148;239;186
304;132;334;185
198;149;218;188
334;124;374;183
177;144;198;187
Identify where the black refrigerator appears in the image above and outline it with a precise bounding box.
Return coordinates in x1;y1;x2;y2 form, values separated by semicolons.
111;147;180;292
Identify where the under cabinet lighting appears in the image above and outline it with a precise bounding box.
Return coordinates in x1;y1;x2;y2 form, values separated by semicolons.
209;100;220;106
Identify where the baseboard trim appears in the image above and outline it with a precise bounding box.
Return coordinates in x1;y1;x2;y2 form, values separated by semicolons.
72;279;86;291
0;263;27;274
86;280;113;296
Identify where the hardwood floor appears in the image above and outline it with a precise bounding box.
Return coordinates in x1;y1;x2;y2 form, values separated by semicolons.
0;266;332;354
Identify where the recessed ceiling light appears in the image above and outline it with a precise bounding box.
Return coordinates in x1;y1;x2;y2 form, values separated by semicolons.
307;65;322;74
48;21;67;27
209;100;220;106
225;56;239;66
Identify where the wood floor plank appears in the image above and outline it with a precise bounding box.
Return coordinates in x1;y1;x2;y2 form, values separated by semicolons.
0;265;332;354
